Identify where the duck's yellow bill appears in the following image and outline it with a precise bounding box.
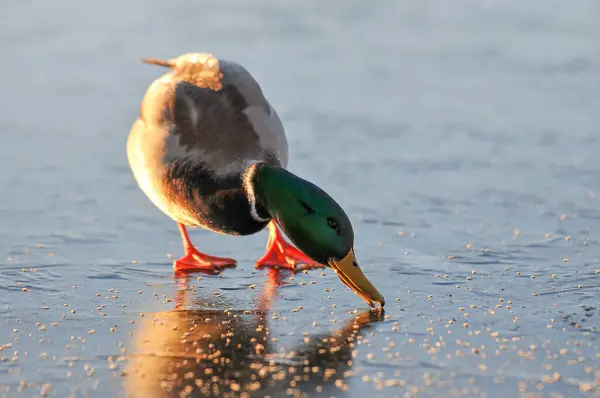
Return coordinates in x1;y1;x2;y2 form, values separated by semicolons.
328;249;385;308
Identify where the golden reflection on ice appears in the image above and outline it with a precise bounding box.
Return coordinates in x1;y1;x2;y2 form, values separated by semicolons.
124;270;383;397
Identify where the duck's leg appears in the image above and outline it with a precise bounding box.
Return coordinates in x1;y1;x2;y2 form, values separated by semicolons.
255;220;324;271
174;223;237;274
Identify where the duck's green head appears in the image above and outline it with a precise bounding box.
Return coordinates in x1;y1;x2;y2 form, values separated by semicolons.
250;164;385;308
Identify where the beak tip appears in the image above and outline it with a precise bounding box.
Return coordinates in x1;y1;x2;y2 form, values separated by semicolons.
370;295;384;309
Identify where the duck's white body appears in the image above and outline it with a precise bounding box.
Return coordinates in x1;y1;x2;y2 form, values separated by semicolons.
127;53;288;235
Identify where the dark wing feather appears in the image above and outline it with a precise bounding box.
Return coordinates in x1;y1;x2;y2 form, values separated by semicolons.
170;81;263;164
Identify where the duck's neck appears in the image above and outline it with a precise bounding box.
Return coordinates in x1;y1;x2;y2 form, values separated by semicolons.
242;163;303;222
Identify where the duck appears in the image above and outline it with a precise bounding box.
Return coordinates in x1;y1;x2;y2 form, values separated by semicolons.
126;52;384;308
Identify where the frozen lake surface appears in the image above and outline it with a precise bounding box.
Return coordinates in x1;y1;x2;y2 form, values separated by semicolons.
1;1;599;397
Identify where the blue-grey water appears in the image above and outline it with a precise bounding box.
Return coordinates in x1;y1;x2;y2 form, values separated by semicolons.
1;1;599;397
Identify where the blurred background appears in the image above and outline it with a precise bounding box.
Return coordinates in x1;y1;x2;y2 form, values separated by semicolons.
1;1;599;397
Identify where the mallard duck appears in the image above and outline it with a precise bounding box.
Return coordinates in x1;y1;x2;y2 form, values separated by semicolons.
126;52;384;308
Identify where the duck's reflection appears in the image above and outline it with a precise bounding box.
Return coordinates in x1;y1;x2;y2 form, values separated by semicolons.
124;270;383;397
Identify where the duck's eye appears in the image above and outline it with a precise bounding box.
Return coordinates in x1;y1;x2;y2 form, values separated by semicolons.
327;217;339;229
